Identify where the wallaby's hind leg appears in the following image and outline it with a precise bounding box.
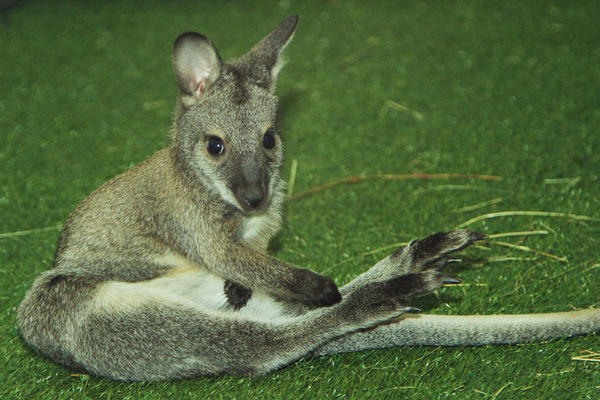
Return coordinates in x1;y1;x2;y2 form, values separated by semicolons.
18;230;483;381
35;231;481;381
68;275;455;380
341;230;487;295
317;230;600;356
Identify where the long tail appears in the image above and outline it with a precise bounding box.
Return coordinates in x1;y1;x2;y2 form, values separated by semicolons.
315;309;600;356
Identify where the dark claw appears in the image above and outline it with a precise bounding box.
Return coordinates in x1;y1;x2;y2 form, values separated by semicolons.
470;231;489;241
442;275;462;285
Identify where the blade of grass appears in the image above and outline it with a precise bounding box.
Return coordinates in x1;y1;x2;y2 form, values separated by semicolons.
288;173;502;201
0;224;62;239
455;211;596;229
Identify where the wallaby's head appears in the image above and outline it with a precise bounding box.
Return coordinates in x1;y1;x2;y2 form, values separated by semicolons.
171;16;298;213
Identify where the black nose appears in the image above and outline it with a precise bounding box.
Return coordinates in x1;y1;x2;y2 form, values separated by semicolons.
243;188;264;209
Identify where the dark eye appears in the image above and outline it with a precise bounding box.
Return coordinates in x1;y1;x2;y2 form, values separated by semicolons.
207;136;225;156
263;129;276;150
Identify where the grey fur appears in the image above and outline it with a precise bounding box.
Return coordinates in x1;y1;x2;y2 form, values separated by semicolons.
18;16;600;382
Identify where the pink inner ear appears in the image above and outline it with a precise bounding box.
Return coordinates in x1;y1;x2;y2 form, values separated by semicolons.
193;80;206;98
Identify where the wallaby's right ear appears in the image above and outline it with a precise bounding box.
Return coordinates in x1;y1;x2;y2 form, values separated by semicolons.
173;32;222;107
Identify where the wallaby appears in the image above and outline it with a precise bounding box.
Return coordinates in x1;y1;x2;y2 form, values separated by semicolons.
18;15;600;382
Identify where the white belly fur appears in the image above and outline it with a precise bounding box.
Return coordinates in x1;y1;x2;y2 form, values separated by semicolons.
93;269;293;324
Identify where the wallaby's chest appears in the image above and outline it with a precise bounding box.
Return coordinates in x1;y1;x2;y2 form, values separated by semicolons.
230;212;280;250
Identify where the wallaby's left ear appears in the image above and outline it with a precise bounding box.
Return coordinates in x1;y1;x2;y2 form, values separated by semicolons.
237;15;299;91
173;32;222;107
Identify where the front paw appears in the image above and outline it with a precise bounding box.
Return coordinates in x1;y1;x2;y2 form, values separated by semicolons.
293;269;342;307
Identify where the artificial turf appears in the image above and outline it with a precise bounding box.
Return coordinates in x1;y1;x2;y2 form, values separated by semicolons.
1;0;599;398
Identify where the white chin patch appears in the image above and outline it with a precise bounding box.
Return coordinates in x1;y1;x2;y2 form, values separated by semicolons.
239;214;273;242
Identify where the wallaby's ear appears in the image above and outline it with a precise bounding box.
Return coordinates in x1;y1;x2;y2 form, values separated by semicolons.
238;15;299;91
173;32;222;107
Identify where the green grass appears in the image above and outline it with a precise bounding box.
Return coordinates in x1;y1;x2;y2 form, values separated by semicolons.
1;0;599;398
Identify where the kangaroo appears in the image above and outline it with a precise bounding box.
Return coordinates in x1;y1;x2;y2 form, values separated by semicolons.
18;15;600;382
